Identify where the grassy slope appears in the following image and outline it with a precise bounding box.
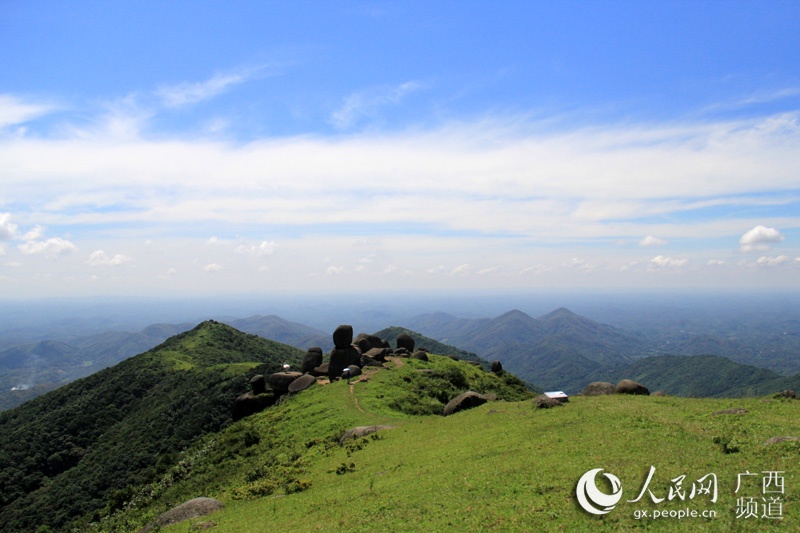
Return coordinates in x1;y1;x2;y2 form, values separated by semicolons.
105;354;800;533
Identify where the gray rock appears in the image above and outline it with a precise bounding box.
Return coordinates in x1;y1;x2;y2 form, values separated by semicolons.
411;350;429;361
333;325;354;349
301;349;323;373
614;379;649;395
249;374;267;395
443;391;493;416
329;347;361;379
396;332;415;352
288;373;317;393
269;371;303;392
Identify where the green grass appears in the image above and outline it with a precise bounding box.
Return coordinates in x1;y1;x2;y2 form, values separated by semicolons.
98;353;800;532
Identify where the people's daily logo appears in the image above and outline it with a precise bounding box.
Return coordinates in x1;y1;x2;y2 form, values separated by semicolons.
575;468;623;515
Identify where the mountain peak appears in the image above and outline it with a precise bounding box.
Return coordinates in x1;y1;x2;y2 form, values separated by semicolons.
538;307;579;321
496;309;535;321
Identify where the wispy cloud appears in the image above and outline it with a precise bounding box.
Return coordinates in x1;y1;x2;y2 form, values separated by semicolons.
330;81;422;129
0;94;57;129
155;68;259;108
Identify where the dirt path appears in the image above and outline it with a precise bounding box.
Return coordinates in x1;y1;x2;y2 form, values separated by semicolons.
346;355;410;416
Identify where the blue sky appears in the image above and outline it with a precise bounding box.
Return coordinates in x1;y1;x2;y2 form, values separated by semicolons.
1;1;799;298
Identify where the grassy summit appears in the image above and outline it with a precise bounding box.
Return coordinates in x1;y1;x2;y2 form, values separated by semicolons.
95;352;797;532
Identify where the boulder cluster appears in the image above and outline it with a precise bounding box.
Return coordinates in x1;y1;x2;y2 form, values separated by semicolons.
234;326;427;420
582;379;651;396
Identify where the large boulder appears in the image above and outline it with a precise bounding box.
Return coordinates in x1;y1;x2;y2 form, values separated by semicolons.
329;347;361;379
490;360;503;373
249;374;267;395
311;362;329;377
614;379;650;396
583;382;615;396
443;391;493;416
396;332;415;352
288;373;317;393
301;348;324;373
411;350;429;361
333;325;354;349
269;371;303;392
365;347;389;361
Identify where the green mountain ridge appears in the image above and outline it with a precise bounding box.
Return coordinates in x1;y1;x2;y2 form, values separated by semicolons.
0;320;304;532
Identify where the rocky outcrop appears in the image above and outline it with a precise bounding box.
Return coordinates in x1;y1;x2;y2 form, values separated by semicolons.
614;379;649;395
269;371;303;393
490;360;503;373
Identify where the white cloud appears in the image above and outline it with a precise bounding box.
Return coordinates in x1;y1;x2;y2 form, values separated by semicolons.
204;263;223;272
0;213;17;240
234;241;278;257
330;81;422;129
384;264;398;274
18;237;77;257
477;266;501;275
86;250;132;266
649;255;688;269
563;258;597;272
22;225;44;241
707;259;726;266
0;94;57;129
160;267;178;279
739;225;784;252
756;255;792;266
325;265;344;275
639;235;667;247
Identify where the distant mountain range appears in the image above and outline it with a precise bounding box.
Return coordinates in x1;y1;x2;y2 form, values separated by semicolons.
2;306;800;409
404;307;800;396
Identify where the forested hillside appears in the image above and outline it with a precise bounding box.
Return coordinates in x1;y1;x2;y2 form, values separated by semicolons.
0;321;303;532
